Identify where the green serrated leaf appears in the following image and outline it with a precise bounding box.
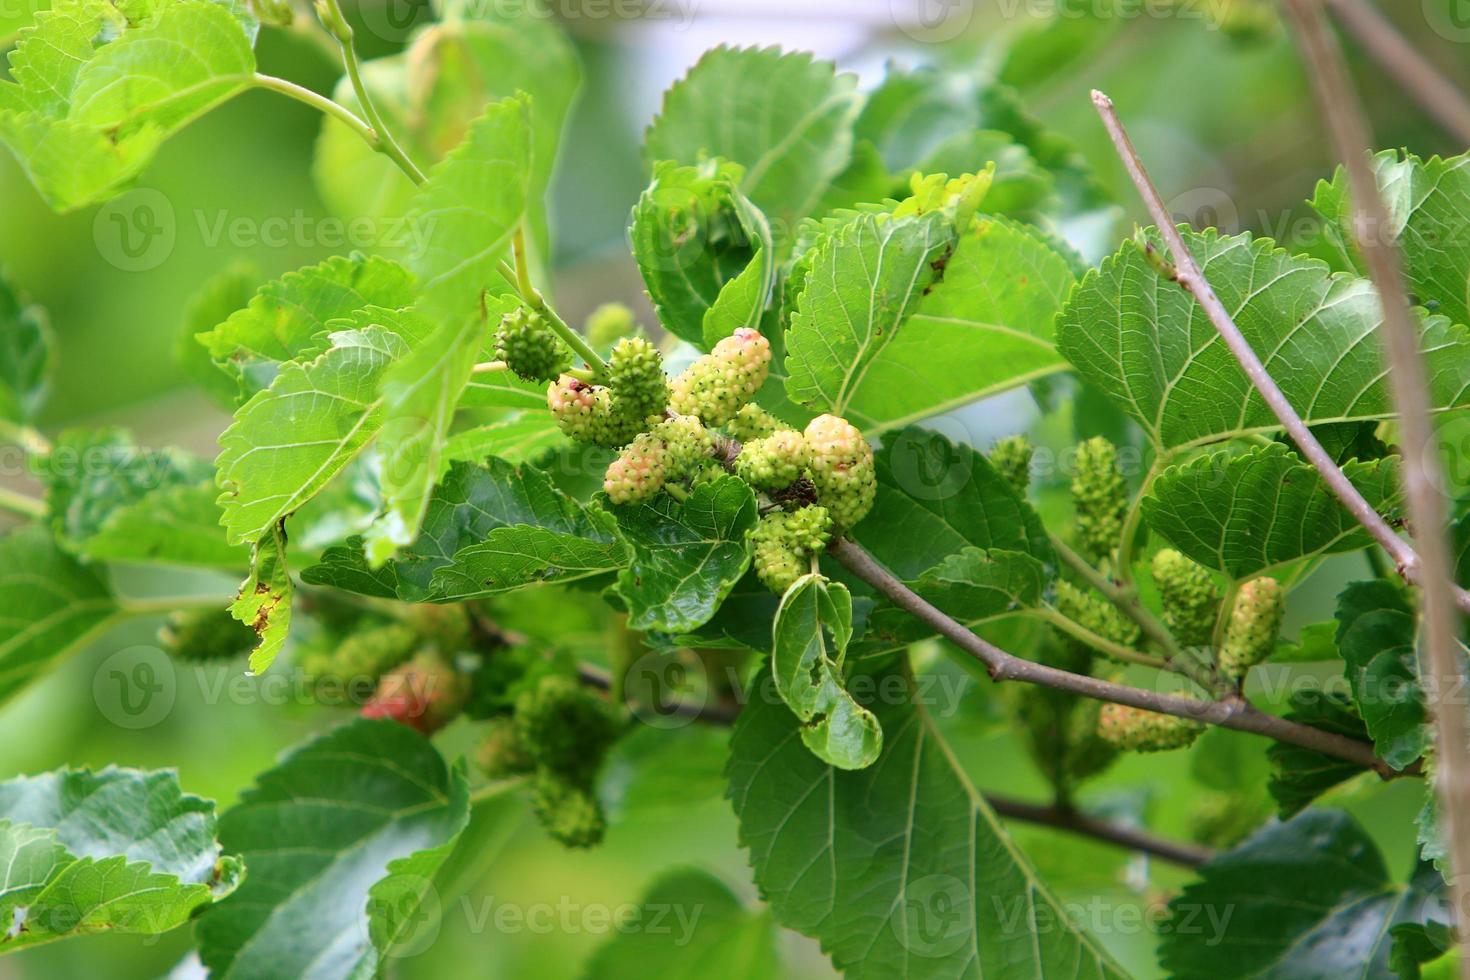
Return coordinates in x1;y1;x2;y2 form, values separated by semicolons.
612;476;757;633
581;869;781;979
1160;810;1447;979
302;457;625;602
0;268;52;425
1058;227;1470;450
1336;580;1427;771
727;659;1126;979
197;253;417;401
215;313;429;546
862;547;1047;653
197;719;469;980
1266;689;1369;817
646;45;861;232
442;414;563;468
856;426;1055;580
0;766;240;954
772;573;880;769
784;209;953;416
0;525;117;705
1311;150;1470;328
0;0;258;210
1142;443;1404;580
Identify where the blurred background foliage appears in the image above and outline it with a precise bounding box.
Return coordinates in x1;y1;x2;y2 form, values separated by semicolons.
1;0;1466;976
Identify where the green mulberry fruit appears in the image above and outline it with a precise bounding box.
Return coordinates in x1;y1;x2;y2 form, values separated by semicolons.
725;403;785;443
360;651;469;734
1071;437;1128;562
606;336;668;421
474;716;536;780
588;386;656;448
494;306;572;383
989;435;1033;498
1055;580;1141;659
584;302;638;348
736;430;809;490
159;607;258;663
1150;549;1222;650
1097;702;1203;752
301;621;419;699
804;414;875;530
655;415;714;482
750;505;833;594
603;430;669;505
532;771;606;848
547;375;599;442
514;674;620;786
669;328;772;426
1217;577;1285;681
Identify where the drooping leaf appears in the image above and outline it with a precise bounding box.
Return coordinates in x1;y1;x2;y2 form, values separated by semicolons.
646;46;862;231
312;8;578;242
1336;580;1427;771
0;268;51;425
196;719;470;980
727;659;1125;979
1141;443;1404;580
229;520;291;675
862;547;1047;653
855;426;1055;580
0;0;259;210
1266;689;1369;817
0;525;117;705
197;253;417;400
1057;227;1470;451
1160;810;1448;979
771;573;881;769
0;767;240;954
1389;920;1455;980
215;313;429;546
613;476;758;634
581;869;782;979
784;209;954;417
302;457;626;602
1311;150;1470;327
73;481;245;569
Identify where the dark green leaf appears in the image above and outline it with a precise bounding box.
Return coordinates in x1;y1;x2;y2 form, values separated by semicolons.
1336;580;1426;771
0;268;51;424
1267;689;1369;816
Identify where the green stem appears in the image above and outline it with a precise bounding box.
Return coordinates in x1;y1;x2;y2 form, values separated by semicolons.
1051;533;1178;656
0;418;51;456
317;0;426;185
1033;608;1169;670
1115;453;1166;583
253;73;378;150
508;226;609;380
117;594;231;616
468;779;526;807
0;485;45;519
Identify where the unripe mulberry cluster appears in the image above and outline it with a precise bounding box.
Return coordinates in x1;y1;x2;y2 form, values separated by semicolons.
1216;576;1284;682
669;328;772;426
1150;549;1222;650
803;414;876;531
495;307;572;383
1071;437;1128;563
989;435;1033;497
1054;579;1141;660
751;505;833;594
1097;702;1203;752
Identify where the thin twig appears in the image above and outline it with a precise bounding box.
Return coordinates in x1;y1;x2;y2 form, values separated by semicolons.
507;226;609;380
1323;0;1470;146
1033;607;1170;671
1090;88;1470;617
0;485;45;519
831;537;1403;777
1279;2;1470;969
575;662;739;725
0;418;50;456
985;795;1214;867
253;73;378;150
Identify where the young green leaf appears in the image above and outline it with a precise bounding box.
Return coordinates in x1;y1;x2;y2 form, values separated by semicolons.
0;525;117;705
1141;443;1404;580
1311;150;1470;328
727;659;1126;979
229;519;290;674
856;426;1054;579
1336;580;1426;771
302;457;626;602
581;869;781;979
197;253;417;400
0;269;51;425
771;573;881;770
0;767;240;954
612;476;757;633
196;719;470;980
0;0;259;210
1058;227;1470;450
177;262;257;408
1160;810;1448;979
